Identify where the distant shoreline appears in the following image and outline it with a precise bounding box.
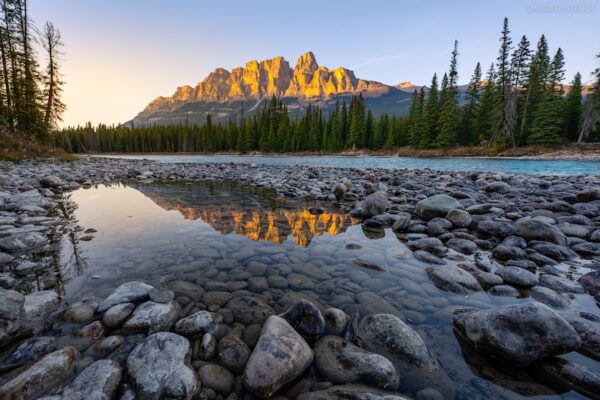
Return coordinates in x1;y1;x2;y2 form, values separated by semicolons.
85;145;600;162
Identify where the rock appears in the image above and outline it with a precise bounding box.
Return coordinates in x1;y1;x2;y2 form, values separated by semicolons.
362;192;389;218
75;320;105;339
280;300;325;339
477;220;515;238
357;314;436;371
122;301;179;332
561;314;600;361
513;218;567;245
102;302;135;328
413;250;445;265
352;258;387;272
60;359;122;400
0;287;25;320
446;209;472;228
97;281;154;313
126;332;198;400
539;273;584;294
391;212;411;232
0;347;78;400
415;195;461;221
40;176;63;188
23;290;60;322
149;288;175;303
576;188;600;202
217;335;250;373
453;303;581;365
324;308;349;336
297;385;410;400
495;266;538;288
243;316;313;398
530;242;578;261
198;364;234;395
0;336;56;372
535;357;600;399
485;181;511;194
426;265;482;294
332;183;346;201
578;270;600;298
556;222;591;239
528;286;570;310
62;297;98;323
227;295;274;325
197;333;217;360
0;232;48;254
488;285;519;297
446;238;478;255
174;311;221;338
315;335;398;389
492;245;527;261
572;241;600;256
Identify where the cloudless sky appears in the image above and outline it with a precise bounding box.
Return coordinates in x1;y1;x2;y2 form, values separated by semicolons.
29;0;600;127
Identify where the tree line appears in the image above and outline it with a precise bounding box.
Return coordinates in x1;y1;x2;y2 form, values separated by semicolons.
54;18;600;152
0;0;64;140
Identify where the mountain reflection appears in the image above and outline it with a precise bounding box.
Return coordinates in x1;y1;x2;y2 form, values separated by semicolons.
131;181;357;246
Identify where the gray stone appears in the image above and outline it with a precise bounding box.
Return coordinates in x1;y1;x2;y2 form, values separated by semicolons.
97;281;153;313
0;336;56;372
426;265;482;294
217;335;250;373
174;311;221;338
280;300;325;339
198;364;234;395
60;359;122;400
315;335;398;389
495;266;538;288
103;303;135;329
513;218;567;245
243;315;313;398
62;297;98;323
453;303;581;365
415;195;462;221
122;300;179;332
126;332;199;400
362;192;389;218
227;295;274;325
0;347;78;400
324;308;349;336
446;209;472;228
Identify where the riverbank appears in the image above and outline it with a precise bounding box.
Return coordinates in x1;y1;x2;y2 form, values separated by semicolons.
1;157;600;399
69;144;600;161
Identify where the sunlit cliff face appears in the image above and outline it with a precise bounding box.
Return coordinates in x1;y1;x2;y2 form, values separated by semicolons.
158;202;355;247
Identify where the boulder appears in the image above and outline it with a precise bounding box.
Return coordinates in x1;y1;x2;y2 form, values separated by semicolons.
97;281;153;313
122;301;179;332
243;316;313;398
315;335;398;389
126;332;198;400
174;311;221;338
513;219;567;245
280;300;325;339
362;192;390;218
426;265;482;294
60;359;122;400
415;195;461;221
453;303;581;365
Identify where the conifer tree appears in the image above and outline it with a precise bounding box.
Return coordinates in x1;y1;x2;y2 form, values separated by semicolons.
496;17;515;147
563;72;582;141
436;40;460;148
477;63;498;145
578;53;600;143
424;73;439;147
460;62;482;145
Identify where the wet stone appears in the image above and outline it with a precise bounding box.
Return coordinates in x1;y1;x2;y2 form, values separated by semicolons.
217;335;250;373
148;288;175;303
97;281;154;313
198;364;234;395
174;311;221;338
102;302;135;329
280;300;325;339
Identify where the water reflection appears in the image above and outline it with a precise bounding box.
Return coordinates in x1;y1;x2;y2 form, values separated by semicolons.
131;181;357;247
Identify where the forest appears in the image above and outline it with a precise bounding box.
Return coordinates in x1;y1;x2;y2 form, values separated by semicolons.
2;14;598;154
0;0;64;140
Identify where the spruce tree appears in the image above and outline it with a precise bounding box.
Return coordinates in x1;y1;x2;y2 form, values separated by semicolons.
436;40;460;148
578;53;600;143
563;72;582;141
477;63;498;145
461;62;482;145
424;73;439;147
496;17;515;147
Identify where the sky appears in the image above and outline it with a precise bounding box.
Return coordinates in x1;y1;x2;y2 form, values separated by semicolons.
29;0;600;127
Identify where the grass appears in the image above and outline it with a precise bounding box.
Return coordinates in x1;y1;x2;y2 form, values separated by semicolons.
0;130;76;162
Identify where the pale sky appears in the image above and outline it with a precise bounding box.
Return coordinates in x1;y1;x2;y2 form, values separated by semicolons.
29;0;600;127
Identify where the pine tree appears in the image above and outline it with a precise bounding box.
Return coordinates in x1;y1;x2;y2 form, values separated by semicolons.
41;22;65;131
477;63;498;145
424;73;439;147
563;72;582;141
529;48;565;145
578;53;600;143
496;17;515;147
460;62;482;145
518;35;550;144
436;40;460;148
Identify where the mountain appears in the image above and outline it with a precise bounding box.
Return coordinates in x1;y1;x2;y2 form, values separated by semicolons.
129;52;412;126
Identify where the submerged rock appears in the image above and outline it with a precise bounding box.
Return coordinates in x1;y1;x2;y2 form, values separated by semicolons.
297;385;411;400
453;303;581;365
0;336;56;372
324;308;349;336
243;315;313;398
126;332;198;400
227;295;274;325
217;335;251;373
280;299;325;339
102;302;135;328
315;335;398;389
534;357;600;399
426;265;482;294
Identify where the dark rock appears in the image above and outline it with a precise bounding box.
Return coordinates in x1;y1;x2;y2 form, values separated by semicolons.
280;300;325;339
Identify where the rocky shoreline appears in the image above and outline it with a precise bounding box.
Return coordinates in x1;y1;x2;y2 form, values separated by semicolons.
1;156;600;399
